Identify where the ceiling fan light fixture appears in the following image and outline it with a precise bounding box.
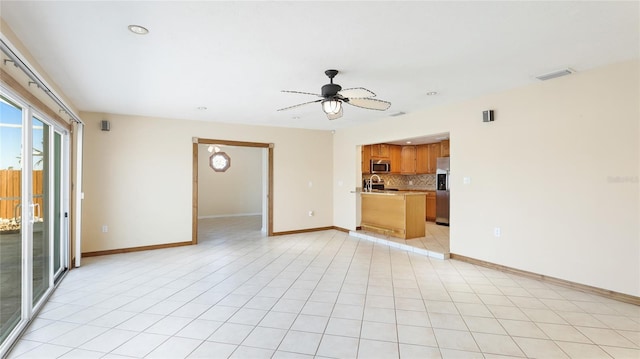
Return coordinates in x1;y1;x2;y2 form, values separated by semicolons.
322;99;342;115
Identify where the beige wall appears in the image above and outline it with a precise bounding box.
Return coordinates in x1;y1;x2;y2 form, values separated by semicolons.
6;12;638;296
333;60;639;296
197;144;262;218
81;112;333;252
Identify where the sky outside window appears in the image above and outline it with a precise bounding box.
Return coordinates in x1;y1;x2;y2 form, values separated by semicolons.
1;98;44;170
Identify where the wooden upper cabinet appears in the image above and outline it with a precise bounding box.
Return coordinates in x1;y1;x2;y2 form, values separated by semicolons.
441;139;450;157
401;146;416;174
415;145;429;174
364;141;447;175
427;143;440;174
362;145;371;174
370;144;390;159
389;145;402;174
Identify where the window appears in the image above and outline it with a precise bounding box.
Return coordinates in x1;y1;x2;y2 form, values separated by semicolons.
209;152;230;172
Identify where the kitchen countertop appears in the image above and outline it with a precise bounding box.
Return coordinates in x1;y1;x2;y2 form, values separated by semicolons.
387;187;436;191
361;190;429;196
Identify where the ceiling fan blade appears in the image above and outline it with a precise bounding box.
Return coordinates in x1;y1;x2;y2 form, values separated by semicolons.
281;90;322;97
346;98;391;111
277;99;322;111
327;106;343;120
338;87;376;99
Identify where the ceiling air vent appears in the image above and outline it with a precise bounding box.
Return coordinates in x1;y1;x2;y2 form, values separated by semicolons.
536;68;575;81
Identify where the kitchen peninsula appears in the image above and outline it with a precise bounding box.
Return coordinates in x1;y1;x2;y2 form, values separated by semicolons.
361;191;427;239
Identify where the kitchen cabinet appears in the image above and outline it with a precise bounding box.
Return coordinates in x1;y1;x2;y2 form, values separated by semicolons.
401;146;416;174
362;145;371;174
389;145;401;174
370;144;389;159
426;191;436;221
441;139;450;157
415;145;429;174
361;192;426;239
427;143;440;174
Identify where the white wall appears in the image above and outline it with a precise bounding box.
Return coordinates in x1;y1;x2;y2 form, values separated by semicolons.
333;60;639;296
81;113;333;252
197;144;262;218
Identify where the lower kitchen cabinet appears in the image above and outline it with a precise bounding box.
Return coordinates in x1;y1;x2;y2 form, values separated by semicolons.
361;192;426;239
426;191;436;221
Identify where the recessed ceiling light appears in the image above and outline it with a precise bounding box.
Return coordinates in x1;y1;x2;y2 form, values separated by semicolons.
197;106;207;110
406;141;412;144
128;25;149;35
426;91;438;96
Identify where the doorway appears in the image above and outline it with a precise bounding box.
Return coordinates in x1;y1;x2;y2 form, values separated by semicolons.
356;134;451;257
192;138;273;244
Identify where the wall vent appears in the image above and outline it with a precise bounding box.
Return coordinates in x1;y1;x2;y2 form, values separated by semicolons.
536;68;575;81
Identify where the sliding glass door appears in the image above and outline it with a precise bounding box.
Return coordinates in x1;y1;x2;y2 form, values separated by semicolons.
0;89;70;355
31;117;49;305
53;130;66;281
0;95;24;346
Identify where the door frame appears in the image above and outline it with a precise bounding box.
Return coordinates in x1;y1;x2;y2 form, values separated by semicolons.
192;137;273;244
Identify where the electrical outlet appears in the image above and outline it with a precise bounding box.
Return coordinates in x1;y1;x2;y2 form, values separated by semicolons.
308;181;313;188
494;227;501;237
409;180;413;185
463;177;471;185
102;225;108;233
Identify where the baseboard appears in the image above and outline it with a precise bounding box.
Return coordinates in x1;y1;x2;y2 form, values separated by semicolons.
272;226;341;236
82;241;193;257
271;226;359;236
450;253;640;306
198;213;261;219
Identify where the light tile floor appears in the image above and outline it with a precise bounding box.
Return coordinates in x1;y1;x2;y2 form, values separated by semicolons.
352;222;450;259
7;216;639;358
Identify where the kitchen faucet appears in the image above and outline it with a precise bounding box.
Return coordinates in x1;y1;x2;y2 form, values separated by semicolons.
366;174;381;192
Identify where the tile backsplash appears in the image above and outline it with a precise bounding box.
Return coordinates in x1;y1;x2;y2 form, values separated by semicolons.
363;173;436;190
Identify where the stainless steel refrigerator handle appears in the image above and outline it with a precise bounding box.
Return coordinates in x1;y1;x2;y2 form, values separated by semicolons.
446;170;450;191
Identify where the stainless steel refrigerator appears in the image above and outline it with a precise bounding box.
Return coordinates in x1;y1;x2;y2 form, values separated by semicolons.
436;157;450;225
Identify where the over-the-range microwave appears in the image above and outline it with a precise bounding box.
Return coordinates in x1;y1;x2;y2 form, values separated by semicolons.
370;160;391;173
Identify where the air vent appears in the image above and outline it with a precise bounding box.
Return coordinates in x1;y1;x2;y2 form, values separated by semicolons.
390;111;406;117
536;68;575;81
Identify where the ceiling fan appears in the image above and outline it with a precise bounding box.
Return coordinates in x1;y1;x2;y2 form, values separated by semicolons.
278;69;391;120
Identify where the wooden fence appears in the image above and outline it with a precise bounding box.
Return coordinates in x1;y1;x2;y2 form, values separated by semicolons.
0;170;43;220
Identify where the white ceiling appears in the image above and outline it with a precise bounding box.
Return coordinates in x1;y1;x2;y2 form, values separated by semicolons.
1;1;638;131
